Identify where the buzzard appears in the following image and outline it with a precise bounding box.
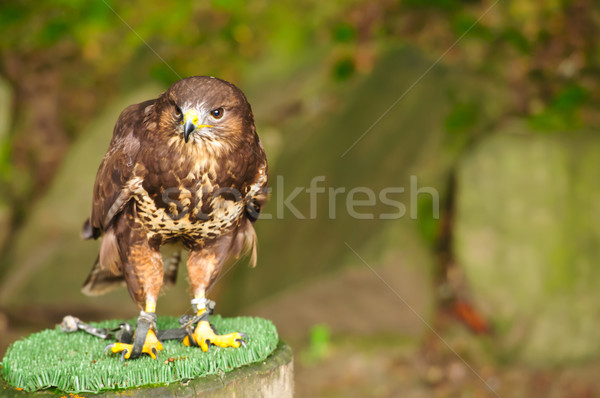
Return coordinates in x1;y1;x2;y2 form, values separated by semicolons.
81;76;268;359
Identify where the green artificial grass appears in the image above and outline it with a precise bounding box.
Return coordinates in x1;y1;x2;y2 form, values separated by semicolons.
1;315;278;394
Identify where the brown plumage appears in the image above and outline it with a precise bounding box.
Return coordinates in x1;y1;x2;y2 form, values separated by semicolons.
81;76;268;318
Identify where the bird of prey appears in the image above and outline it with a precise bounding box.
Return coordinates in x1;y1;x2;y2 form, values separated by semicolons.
81;76;268;359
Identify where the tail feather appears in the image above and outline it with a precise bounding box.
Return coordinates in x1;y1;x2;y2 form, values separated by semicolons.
232;220;258;268
81;229;124;296
163;251;181;287
245;226;258;268
81;256;126;296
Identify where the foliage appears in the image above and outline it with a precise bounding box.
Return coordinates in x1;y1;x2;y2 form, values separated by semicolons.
300;324;332;365
0;0;597;178
0;0;599;300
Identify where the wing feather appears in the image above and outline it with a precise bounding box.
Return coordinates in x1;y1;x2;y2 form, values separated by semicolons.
81;99;154;295
85;99;154;237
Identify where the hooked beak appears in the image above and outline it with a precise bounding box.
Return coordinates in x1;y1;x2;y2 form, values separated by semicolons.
183;121;195;143
182;109;213;143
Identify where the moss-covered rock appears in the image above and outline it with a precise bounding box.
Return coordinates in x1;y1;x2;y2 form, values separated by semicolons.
455;125;600;365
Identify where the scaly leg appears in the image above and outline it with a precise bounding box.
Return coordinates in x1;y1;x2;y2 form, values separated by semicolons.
183;238;247;351
182;294;246;351
105;222;165;360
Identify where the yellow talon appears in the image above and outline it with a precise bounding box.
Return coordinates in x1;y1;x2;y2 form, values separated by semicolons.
183;320;246;351
105;328;163;360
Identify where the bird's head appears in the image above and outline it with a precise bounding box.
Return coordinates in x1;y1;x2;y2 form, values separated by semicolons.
157;76;256;147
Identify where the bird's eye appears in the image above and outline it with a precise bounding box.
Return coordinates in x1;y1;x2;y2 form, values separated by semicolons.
174;105;183;120
210;107;224;120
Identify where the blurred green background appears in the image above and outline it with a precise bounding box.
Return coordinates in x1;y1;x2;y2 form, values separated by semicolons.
1;0;600;396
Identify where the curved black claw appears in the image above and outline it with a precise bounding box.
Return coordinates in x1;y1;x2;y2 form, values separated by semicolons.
236;333;249;348
205;339;211;353
103;343;114;355
120;348;129;363
151;347;159;359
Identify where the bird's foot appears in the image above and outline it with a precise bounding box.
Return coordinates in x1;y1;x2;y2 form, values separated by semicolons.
105;328;163;360
183;320;247;352
105;312;163;360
